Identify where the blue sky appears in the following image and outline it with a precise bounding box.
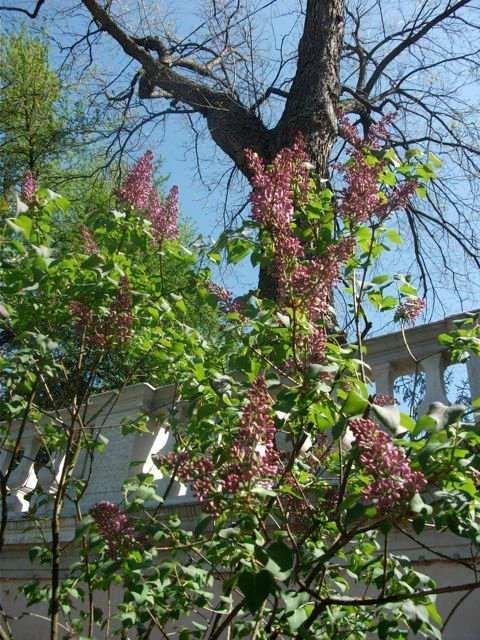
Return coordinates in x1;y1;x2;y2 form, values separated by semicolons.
3;0;480;326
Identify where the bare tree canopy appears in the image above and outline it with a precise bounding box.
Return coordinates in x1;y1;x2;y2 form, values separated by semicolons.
2;0;480;307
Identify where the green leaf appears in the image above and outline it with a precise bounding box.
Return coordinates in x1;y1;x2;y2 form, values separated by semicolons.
7;215;33;240
262;541;294;580
400;413;416;432
399;283;417;296
385;228;402;245
371;274;391;285
416;185;428;199
424;402;465;431
416;163;436;181
224;237;254;264
207;250;221;264
427;152;443;169
342;383;369;417
406;148;422;159
238;570;276;613
371;404;403;435
414;415;438;434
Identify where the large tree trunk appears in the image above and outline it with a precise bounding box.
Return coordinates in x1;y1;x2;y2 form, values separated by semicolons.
259;0;345;298
273;0;345;172
82;0;345;297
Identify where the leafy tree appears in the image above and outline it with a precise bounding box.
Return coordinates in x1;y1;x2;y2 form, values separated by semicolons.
1;125;480;639
0;30;66;192
0;29;121;212
3;0;479;302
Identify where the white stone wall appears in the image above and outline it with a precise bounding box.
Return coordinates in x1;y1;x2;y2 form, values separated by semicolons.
1;375;479;639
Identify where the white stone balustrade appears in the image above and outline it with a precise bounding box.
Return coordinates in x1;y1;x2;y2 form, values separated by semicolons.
2;310;479;518
2;311;480;640
2;382;193;518
365;310;479;411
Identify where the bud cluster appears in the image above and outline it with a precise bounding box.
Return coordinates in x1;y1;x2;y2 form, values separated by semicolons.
159;376;280;514
338;113;418;224
349;418;427;512
80;224;99;255
90;501;138;558
245;136;352;364
69;275;133;347
394;297;425;324
206;282;241;313
117;151;178;242
21;171;37;204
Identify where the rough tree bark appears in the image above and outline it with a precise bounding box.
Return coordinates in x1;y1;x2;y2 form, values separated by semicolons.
81;0;345;298
4;1;479;305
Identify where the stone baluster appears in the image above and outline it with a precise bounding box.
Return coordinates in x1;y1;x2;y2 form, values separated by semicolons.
33;452;66;514
0;446;9;474
371;361;396;401
417;353;449;416
467;353;480;405
6;434;40;513
137;411;192;503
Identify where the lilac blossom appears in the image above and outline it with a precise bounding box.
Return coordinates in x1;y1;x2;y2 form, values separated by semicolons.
350;418;427;512
90;501;137;558
394;297;425;324
117;150;154;210
69;276;133;347
80;224;99;255
21;171;37;203
149;185;179;243
159;376;280;515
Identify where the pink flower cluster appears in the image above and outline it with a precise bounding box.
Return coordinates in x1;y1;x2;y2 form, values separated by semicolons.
394;297;425;324
69;276;133;347
21;171;37;203
338;113;417;224
206;282;241;313
149;185;179;244
245;137;353;363
80;224;99;255
308;327;327;363
90;501;137;558
246;136;310;233
349;418;427;512
117;150;154;210
117;151;178;242
159;376;280;514
372;393;396;406
281;238;354;319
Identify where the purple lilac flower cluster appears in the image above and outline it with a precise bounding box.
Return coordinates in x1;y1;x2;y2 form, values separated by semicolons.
80;224;99;255
117;151;178;242
117;150;155;210
394;297;425;324
349;418;427;512
159;376;280;515
90;501;137;558
372;393;396;406
149;184;179;244
338;113;417;224
245;136;352;365
69;275;133;347
206;282;241;313
21;171;37;203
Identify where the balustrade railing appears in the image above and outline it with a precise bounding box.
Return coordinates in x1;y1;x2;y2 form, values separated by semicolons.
365;310;480;413
2;310;478;517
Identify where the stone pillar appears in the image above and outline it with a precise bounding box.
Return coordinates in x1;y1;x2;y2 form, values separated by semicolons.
6;435;40;513
417;353;449;416
371;361;395;399
467;353;480;405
